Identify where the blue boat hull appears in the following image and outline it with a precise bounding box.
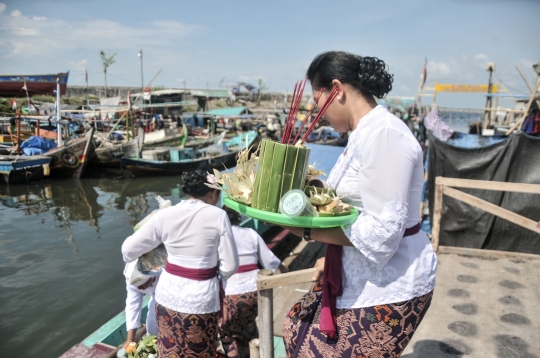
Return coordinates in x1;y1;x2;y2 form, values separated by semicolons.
0;157;52;184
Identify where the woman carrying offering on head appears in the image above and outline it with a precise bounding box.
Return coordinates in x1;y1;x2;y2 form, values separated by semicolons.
122;169;239;358
282;51;438;357
220;208;287;358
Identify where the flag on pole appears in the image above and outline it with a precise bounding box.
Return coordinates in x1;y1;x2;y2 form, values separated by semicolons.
143;86;151;100
419;58;427;92
22;78;28;91
10;98;17;110
85;69;88;84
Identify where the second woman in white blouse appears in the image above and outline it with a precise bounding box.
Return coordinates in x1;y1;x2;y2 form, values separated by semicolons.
122;169;239;358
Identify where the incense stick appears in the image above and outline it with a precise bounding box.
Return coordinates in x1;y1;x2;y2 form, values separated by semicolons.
293;87;325;144
301;86;340;141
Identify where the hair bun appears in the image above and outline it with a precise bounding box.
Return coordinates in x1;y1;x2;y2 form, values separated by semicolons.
181;168;213;197
358;57;393;98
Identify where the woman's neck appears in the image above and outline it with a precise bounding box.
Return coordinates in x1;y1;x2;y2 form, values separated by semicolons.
348;95;377;131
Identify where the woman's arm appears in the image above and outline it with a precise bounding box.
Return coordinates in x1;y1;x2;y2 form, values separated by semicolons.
122;213;162;263
343;126;417;268
283;226;353;247
218;213;239;280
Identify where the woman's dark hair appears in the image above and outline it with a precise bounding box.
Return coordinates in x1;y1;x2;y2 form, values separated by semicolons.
306;51;393;99
181;168;215;197
223;206;241;226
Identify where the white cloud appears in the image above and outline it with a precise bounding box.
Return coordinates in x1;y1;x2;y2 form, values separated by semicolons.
0;11;209;57
0;3;6;14
74;59;88;71
474;53;488;61
12;27;39;36
429;61;453;77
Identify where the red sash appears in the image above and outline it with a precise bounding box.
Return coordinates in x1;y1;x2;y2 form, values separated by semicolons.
236;263;259;274
320;222;421;338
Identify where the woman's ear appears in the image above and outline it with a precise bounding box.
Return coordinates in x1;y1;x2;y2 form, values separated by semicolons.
331;79;344;101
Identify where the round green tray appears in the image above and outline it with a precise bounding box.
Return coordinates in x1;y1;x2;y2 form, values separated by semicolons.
223;196;359;228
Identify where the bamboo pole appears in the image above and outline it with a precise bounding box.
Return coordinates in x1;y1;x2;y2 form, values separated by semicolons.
505;78;540;135
515;65;540;109
431;181;444;252
436;177;540;194
516;66;534;93
443;186;540;235
257;269;274;358
97;69;162;149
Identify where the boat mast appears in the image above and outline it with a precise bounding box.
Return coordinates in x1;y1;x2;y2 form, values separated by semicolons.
57;78;63;147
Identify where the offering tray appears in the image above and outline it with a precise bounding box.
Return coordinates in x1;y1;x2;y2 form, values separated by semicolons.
223;196;359;228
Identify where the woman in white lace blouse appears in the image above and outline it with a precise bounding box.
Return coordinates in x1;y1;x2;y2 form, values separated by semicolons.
282;51;438;358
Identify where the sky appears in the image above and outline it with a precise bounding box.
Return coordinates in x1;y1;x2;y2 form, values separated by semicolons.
0;0;539;108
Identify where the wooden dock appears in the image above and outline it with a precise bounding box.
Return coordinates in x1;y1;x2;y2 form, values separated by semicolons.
266;244;540;358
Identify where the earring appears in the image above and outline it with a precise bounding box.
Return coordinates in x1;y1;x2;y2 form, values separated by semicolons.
337;96;341;100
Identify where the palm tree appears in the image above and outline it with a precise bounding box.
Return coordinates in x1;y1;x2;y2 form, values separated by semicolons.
100;50;117;97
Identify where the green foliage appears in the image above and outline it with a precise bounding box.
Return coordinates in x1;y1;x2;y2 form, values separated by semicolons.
152;86;166;91
128;335;158;358
256;78;269;106
32;95;55;103
100;50;117;74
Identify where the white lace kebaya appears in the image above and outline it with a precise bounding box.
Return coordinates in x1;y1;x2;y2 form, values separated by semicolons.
122;199;239;314
326;105;438;309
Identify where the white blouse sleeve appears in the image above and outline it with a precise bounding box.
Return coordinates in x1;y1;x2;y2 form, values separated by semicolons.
125;282;144;331
218;213;239;280
122;213;162;263
342;126;417;269
256;233;281;270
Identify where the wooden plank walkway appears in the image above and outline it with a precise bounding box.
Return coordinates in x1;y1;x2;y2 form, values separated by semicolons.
269;245;540;358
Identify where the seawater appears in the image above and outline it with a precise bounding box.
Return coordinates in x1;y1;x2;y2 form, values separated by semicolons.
0;174;188;358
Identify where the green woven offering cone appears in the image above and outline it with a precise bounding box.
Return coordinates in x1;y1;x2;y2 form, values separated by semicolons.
251;139;311;212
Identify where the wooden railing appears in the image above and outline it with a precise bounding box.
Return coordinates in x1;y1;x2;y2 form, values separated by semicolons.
252;268;317;358
431;177;540;252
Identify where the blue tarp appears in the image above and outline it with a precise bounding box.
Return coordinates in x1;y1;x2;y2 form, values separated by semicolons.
20;136;57;156
446;132;506;149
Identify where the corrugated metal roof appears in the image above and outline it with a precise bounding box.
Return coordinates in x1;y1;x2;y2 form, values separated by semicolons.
190;89;232;98
205;107;249;116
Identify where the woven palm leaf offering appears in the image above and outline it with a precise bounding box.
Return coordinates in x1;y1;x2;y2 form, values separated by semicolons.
213;79;358;228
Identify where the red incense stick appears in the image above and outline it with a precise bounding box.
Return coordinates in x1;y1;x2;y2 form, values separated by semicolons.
301;87;340;141
293;87;326;144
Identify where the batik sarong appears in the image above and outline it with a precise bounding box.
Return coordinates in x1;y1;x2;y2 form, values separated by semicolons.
283;280;433;358
156;303;219;358
219;291;258;358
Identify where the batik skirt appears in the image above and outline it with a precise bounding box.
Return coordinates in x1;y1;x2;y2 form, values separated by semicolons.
219;291;258;358
156;303;219;358
283;280;433;358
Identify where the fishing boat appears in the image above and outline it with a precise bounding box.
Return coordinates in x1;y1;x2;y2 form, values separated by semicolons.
0;155;52;184
0;72;69;96
120;130;259;177
43;127;95;178
90;126;227;168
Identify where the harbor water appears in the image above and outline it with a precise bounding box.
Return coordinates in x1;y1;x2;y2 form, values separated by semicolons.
0;173;188;358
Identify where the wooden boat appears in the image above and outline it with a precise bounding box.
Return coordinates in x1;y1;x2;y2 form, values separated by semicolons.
0;127;95;179
120;130;259;177
44;127;95;178
0;155;52;184
0;72;69;96
90;126;227;168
